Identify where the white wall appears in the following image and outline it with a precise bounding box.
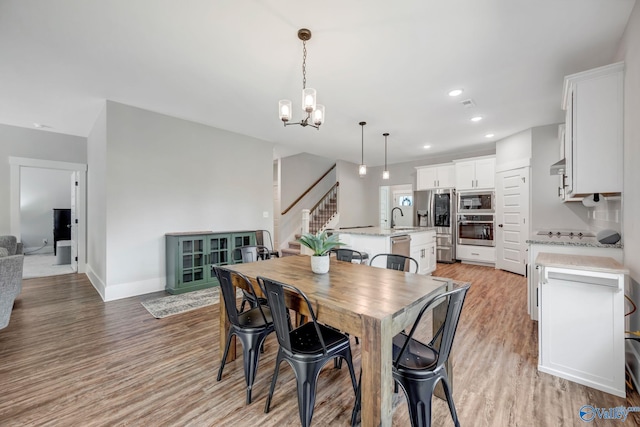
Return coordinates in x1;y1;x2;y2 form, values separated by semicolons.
0;123;86;235
20;168;72;252
88;101;274;301
280;153;335;209
87;105;108;289
495;128;532;171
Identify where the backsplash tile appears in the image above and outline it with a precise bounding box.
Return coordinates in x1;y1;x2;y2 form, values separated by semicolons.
587;196;622;235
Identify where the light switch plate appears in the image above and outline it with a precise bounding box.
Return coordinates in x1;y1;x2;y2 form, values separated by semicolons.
263;211;269;218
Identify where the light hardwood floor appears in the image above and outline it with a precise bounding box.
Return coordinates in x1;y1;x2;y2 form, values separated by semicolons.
1;263;638;426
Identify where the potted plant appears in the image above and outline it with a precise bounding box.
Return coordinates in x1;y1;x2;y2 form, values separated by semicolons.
298;231;344;274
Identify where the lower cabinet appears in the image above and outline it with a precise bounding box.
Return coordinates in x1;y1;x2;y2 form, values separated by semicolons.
165;231;256;294
537;260;626;397
456;244;495;265
410;231;437;275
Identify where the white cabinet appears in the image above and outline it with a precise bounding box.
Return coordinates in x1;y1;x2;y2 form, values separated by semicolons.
537;254;626;397
416;164;454;190
562;62;623;198
527;242;622;321
454;157;495;190
410;231;437;275
456;244;495;265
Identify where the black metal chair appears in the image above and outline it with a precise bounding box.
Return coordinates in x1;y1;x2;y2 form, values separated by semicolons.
213;266;275;405
331;248;369;265
233;245;271;311
370;253;419;273
258;276;358;427
351;284;470;427
256;229;279;258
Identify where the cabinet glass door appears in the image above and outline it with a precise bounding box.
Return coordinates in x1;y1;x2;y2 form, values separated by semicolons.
180;237;206;286
208;235;229;266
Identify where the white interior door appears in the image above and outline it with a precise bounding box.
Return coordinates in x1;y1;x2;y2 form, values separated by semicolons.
496;167;529;275
70;172;78;272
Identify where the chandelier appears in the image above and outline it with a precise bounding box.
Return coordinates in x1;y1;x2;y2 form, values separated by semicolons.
278;29;325;129
382;133;390;180
358;121;367;177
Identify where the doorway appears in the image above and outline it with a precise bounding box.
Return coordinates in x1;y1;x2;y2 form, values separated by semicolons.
9;157;87;276
379;183;413;228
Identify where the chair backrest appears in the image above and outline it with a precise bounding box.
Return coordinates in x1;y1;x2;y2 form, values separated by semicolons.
394;284;470;370
255;230;274;251
257;276;328;355
370;253;418;273
332;248;363;263
234;245;269;263
213;266;268;326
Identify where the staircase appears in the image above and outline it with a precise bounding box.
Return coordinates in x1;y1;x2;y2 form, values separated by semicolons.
281;190;338;257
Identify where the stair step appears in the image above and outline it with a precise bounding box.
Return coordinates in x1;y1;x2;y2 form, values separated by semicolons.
281;248;300;257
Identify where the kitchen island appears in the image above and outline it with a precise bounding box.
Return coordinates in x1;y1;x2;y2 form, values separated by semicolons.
331;226;437;274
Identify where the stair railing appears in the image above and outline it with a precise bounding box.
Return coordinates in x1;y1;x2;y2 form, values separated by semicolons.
281;163;336;216
308;182;339;234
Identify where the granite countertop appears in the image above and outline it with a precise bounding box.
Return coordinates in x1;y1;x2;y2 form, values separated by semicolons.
535;252;628;275
330;226;436;237
526;235;623;249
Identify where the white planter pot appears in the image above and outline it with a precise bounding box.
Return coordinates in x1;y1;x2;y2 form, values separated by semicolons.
310;254;330;274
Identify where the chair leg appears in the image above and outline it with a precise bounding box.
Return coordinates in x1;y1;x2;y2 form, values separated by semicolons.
294;362;323;427
396;376;434;427
440;374;460;427
351;370;362;427
264;351;283;413
217;332;234;381
242;332;267;404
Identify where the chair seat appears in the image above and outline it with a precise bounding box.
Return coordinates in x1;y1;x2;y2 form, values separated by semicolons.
289;322;350;355
392;332;438;371
238;305;273;328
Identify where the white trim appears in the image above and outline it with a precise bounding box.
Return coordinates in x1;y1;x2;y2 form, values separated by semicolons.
85;264;106;301
9;156;88;274
103;276;165;302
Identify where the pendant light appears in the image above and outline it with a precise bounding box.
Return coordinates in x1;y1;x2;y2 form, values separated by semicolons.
382;132;390;180
358;121;367;177
278;29;325;129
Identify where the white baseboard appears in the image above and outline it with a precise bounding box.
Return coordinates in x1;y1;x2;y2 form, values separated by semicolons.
85;264;165;301
85;264;106;301
24;246;54;255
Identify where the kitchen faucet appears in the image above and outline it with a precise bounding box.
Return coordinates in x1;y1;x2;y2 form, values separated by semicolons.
391;207;404;228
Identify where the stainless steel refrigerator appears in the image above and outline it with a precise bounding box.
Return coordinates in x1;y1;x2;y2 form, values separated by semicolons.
414;189;456;263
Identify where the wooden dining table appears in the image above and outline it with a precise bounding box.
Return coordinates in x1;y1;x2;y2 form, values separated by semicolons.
222;255;453;427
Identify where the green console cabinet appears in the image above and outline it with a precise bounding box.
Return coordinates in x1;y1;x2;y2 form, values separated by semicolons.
165;231;256;294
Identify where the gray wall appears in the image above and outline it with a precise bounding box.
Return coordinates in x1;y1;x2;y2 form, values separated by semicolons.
530;124;589;231
87;101;274;300
280;153;335;209
336;159;371;227
617;0;640;385
0;123;86;235
20;168;73;252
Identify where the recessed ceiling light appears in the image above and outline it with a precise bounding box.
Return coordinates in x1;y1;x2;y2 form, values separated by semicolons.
33;123;43;128
423;145;431;149
485;133;494;138
470;116;483;122
448;89;464;97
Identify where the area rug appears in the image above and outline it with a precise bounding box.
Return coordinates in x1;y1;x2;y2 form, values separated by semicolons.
141;287;242;319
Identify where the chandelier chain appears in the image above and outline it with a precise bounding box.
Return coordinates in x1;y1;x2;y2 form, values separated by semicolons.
302;40;307;90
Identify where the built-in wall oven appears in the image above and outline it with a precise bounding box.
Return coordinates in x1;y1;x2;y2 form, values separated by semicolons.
457;214;495;247
458;191;495;213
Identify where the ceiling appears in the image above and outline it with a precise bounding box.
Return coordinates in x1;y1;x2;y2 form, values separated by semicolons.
0;0;635;166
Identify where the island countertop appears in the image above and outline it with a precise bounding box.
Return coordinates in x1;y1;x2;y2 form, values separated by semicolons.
329;226;436;237
535;252;628;275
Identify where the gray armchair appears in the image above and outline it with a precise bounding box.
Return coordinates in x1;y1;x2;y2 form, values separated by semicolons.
1;235;24;330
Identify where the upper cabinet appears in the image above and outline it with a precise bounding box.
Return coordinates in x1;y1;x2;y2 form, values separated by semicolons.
416;163;455;190
454;157;495;190
562;62;623;198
